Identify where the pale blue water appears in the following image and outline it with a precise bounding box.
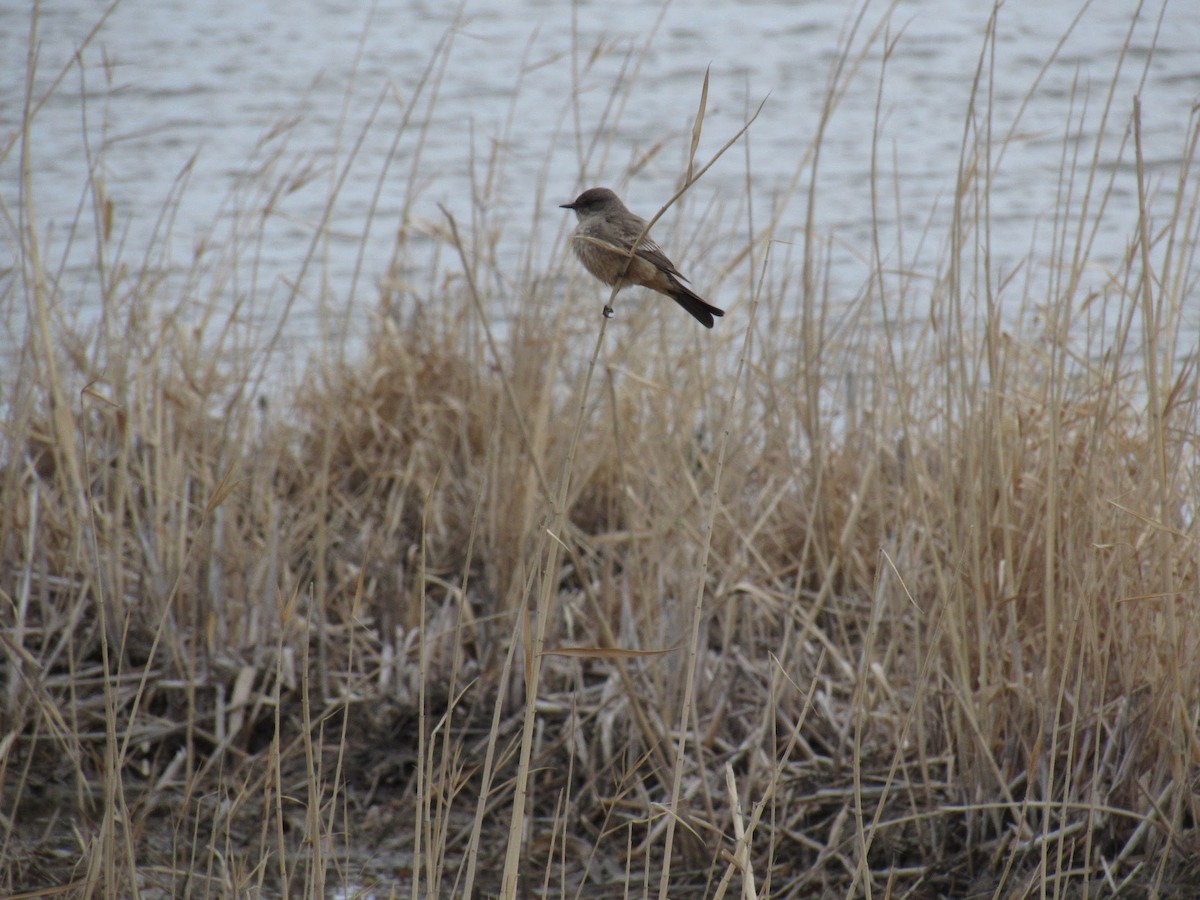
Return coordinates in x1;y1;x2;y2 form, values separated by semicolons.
2;0;1197;371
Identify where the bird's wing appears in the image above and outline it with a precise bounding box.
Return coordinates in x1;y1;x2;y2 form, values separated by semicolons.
634;236;689;282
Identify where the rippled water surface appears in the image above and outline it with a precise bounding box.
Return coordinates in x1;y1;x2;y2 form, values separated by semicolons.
3;0;1197;362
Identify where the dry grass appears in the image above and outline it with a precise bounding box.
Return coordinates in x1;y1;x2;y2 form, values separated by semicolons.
3;3;1199;898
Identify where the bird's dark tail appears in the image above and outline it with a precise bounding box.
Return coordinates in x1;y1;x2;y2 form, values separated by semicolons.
669;283;724;329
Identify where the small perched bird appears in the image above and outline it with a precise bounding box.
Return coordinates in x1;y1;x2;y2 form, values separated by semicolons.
560;187;724;328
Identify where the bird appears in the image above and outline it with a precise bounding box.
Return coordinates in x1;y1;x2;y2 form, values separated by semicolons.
560;187;724;328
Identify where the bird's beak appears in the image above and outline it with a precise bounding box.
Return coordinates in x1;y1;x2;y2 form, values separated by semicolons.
559;202;575;210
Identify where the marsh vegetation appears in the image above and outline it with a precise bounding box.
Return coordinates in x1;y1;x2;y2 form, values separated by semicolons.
3;2;1198;897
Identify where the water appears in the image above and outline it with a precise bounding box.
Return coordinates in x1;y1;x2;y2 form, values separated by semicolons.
2;0;1197;371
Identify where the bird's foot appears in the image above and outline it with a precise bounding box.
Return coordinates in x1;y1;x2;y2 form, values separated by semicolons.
602;304;614;319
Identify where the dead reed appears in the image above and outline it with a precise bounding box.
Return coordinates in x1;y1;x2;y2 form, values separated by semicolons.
2;2;1198;898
